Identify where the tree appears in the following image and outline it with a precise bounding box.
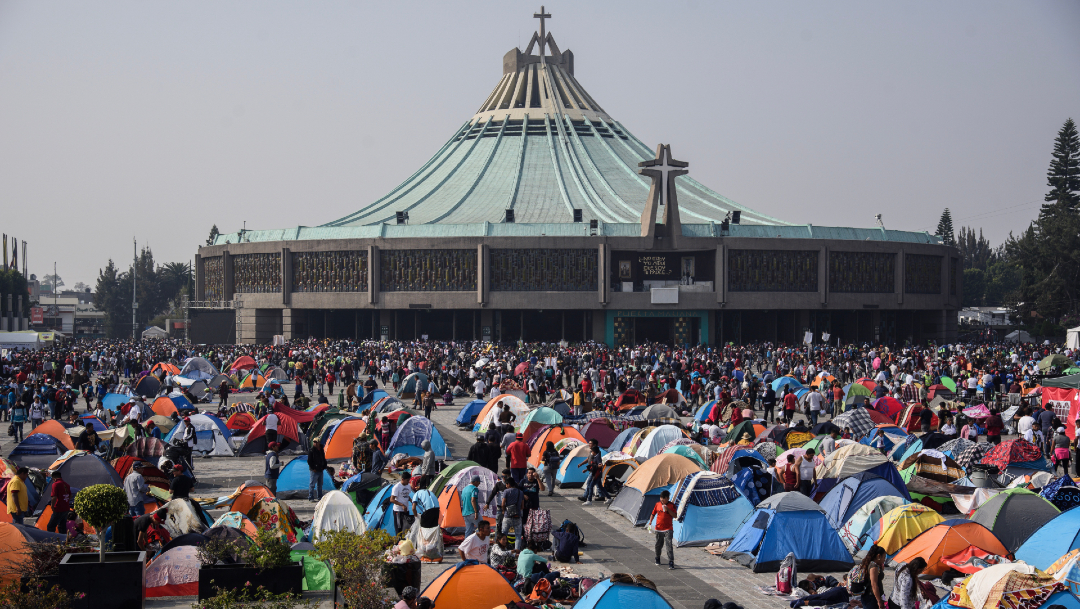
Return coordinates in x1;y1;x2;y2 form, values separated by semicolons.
41;274;64;292
72;282;89;292
93;260;126;338
956;226;999;271
1043;118;1080;213
935;209;955;246
206;224;220;246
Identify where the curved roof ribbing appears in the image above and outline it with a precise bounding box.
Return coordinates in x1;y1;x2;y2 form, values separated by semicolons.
323;33;790;228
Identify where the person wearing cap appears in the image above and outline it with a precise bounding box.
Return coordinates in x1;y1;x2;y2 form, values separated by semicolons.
124;462;153;517
265;442;282;495
506;432;529;485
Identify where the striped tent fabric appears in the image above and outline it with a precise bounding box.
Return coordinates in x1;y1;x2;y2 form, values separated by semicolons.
832;408;875;439
671;473;743;519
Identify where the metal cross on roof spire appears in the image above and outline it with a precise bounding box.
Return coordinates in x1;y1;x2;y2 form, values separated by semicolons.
534;6;551;56
638;145;688;207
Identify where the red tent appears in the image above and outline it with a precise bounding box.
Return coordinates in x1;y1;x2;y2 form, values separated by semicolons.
613;389;644;410
273;402;328;424
873;396;905;418
581;419;619;448
226;411;256;432
854;378;877;392
229;356;257;372
241;413;301;456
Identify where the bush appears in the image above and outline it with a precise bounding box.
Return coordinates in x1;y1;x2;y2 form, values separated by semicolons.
195;539;243;567
72;485;127;531
242;529;293;570
0;578;77;609
191;584;317;609
313;529;397;609
16;540;94;580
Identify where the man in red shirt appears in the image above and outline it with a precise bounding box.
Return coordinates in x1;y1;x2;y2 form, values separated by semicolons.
46;470;72;534
783;388;798;424
650;490;676;569
506;432;529;485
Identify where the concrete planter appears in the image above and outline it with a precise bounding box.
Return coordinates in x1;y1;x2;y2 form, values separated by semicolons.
59;551;146;609
197;561;304;600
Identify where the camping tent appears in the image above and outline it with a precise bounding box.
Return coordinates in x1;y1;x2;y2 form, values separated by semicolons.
606;427;638;452
666;472;754;547
473;395;529;434
520;407;564;442
813;442;910;501
632;425;690;460
609;453;702;526
454;399;487;427
528;426;587;470
226;411;256;432
980;438;1050;472
1015;505;1080;569
133;374;161;397
969;487;1060;552
837;495;909;554
723;492;854;573
164;413;233;456
890;519;1010;576
437;467;499;533
310;490;365;541
8;434;68;469
818;472;907;529
178;357;219;381
864;503;944;555
34;451;123;513
573;578;674;609
419;561;522;609
397;372;429;399
145;545;201;597
240;413;303;455
0;523;65;582
276;457;335;500
427;460;480;496
25;420;75;451
899;450;966;484
323;418;368;461
556;443;602;488
386;416;450;460
363;484;411;536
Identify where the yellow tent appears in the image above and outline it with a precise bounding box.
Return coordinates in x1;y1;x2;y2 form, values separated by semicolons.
871;503;944;555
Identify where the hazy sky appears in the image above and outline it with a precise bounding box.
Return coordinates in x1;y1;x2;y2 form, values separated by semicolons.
1;1;1078;287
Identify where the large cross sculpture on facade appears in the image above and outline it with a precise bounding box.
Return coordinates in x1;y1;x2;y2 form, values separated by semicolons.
638;144;689;245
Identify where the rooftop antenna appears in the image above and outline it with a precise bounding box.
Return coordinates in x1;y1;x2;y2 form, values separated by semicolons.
875;214;885;229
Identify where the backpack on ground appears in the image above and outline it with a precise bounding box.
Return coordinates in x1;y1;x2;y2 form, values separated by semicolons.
552;531;579;563
523;508;552;549
556;519;586;547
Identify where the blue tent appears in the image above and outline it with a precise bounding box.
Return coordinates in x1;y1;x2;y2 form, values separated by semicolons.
666;473;754;547
364;483;413;535
102;392;130;412
811;460;911;502
386;416;450;460
276;456;335;500
8;433;66;457
693;400;717;422
606;427;637;452
771;377;802;393
818;472;907;529
1015;506;1080;569
723;492;854;573
79;415;107;432
357;389;389;408
573;579;674;609
556;445;605;488
168;395;198;413
455;399;487;426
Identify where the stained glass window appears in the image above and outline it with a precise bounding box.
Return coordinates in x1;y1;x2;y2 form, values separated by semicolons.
203;257;224;301
490;249;597;291
829;252;895;293
292;251;368;293
728;250;818;292
233;253;282;294
380;249;477;292
905;254;942;294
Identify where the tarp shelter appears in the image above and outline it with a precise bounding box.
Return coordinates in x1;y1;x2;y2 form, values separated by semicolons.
419;561;522;609
556;443;602;488
666;472;753;547
969;487;1060;553
818;472;907;530
226;411;256;432
397;372;429;399
609;453;702;526
324;418;368;461
723;492;854;573
838;495;909;555
25;420;75;450
437;467;499;533
900;451;966;484
132;374;161;397
454;399;487;426
276;457;335;500
632;425;690;460
310;490;365;541
164;413;233;456
8;434;68;469
865;503;944;555
386;416;450;460
240;413;302;455
145;545;200;597
473;394;529;434
528;425;587;470
273;402;329;424
573;578;674;609
891;519;1010;576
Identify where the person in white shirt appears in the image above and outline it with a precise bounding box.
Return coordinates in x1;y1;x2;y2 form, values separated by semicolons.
473;379;486;399
389;472;413;533
457;520;491;563
265;412;280;445
807;391;823;426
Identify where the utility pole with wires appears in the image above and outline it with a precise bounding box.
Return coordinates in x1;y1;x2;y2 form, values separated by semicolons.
132;238;138;342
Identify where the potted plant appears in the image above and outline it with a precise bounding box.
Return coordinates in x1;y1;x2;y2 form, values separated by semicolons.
313;529;397;609
16;538;93;594
62;484;146;609
196;530;303;600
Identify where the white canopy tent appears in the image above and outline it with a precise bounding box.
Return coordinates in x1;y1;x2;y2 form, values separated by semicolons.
1068;326;1080;350
0;331;43;350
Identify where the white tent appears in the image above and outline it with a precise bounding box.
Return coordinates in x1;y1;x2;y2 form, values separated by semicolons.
1006;330;1033;344
168;413;233;456
1068;326;1080;350
142;326;168;339
633;424;688;460
311;490;366;541
0;331;42;350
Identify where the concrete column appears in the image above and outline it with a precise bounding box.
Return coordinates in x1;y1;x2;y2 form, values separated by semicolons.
819;246;828;305
194;254;203;301
477;244;488;305
598;243;608;304
223;250;234;301
379;309;393;341
281;247;291;306
897;250;905;305
715;246;725;304
369;246;378;305
282;308;293;340
591;310;605;344
480;309;493;342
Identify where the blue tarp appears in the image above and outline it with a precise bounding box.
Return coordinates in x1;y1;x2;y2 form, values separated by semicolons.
455;399;487;426
573;579;674;609
276;457;334;499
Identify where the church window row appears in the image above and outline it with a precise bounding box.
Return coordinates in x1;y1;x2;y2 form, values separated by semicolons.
233;253;282;294
490;249;597;291
292;251;368;293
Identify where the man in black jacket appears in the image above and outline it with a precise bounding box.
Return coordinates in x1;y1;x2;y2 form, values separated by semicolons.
467;435;488;469
308;438;328;501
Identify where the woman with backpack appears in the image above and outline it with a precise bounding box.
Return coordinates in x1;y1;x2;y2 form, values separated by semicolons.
852;544;887;609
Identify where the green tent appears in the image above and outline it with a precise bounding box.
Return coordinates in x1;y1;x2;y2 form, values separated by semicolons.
308;410;349;443
1039;354;1075;371
800;434;828;455
290;551;334;591
1041;373;1080;389
724;420;759;444
844;383;873;405
428;460;481;495
520;407;564;429
662;445;706;468
939;377;957;393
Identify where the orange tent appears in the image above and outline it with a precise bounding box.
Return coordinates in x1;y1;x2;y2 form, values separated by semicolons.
225;482;277;515
324;419;367;460
471;394;527;429
528;426;586;468
150;362;180;376
419;562;522;609
0;523;35;582
438;482;496;532
151;396;179;417
225;412;256;432
890;519;1010;576
27;420;75;450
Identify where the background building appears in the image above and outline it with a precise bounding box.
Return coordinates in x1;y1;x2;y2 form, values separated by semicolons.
193;13;960;346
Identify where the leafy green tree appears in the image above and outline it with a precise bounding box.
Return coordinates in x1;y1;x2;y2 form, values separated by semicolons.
1043;118;1079;213
936;209;955;246
41;274;64;292
957;226;999;270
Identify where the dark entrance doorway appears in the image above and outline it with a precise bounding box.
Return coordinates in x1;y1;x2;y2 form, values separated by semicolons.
635;317;673;343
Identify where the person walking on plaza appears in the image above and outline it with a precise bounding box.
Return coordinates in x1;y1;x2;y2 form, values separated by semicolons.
578;443;609;505
46;469;72;534
6;468;29;525
461;475;482;537
541;441;560;496
308;438;327;501
782;388;797;424
507;432;529;484
265;442;282;495
500;477;526;550
650;489;676;569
